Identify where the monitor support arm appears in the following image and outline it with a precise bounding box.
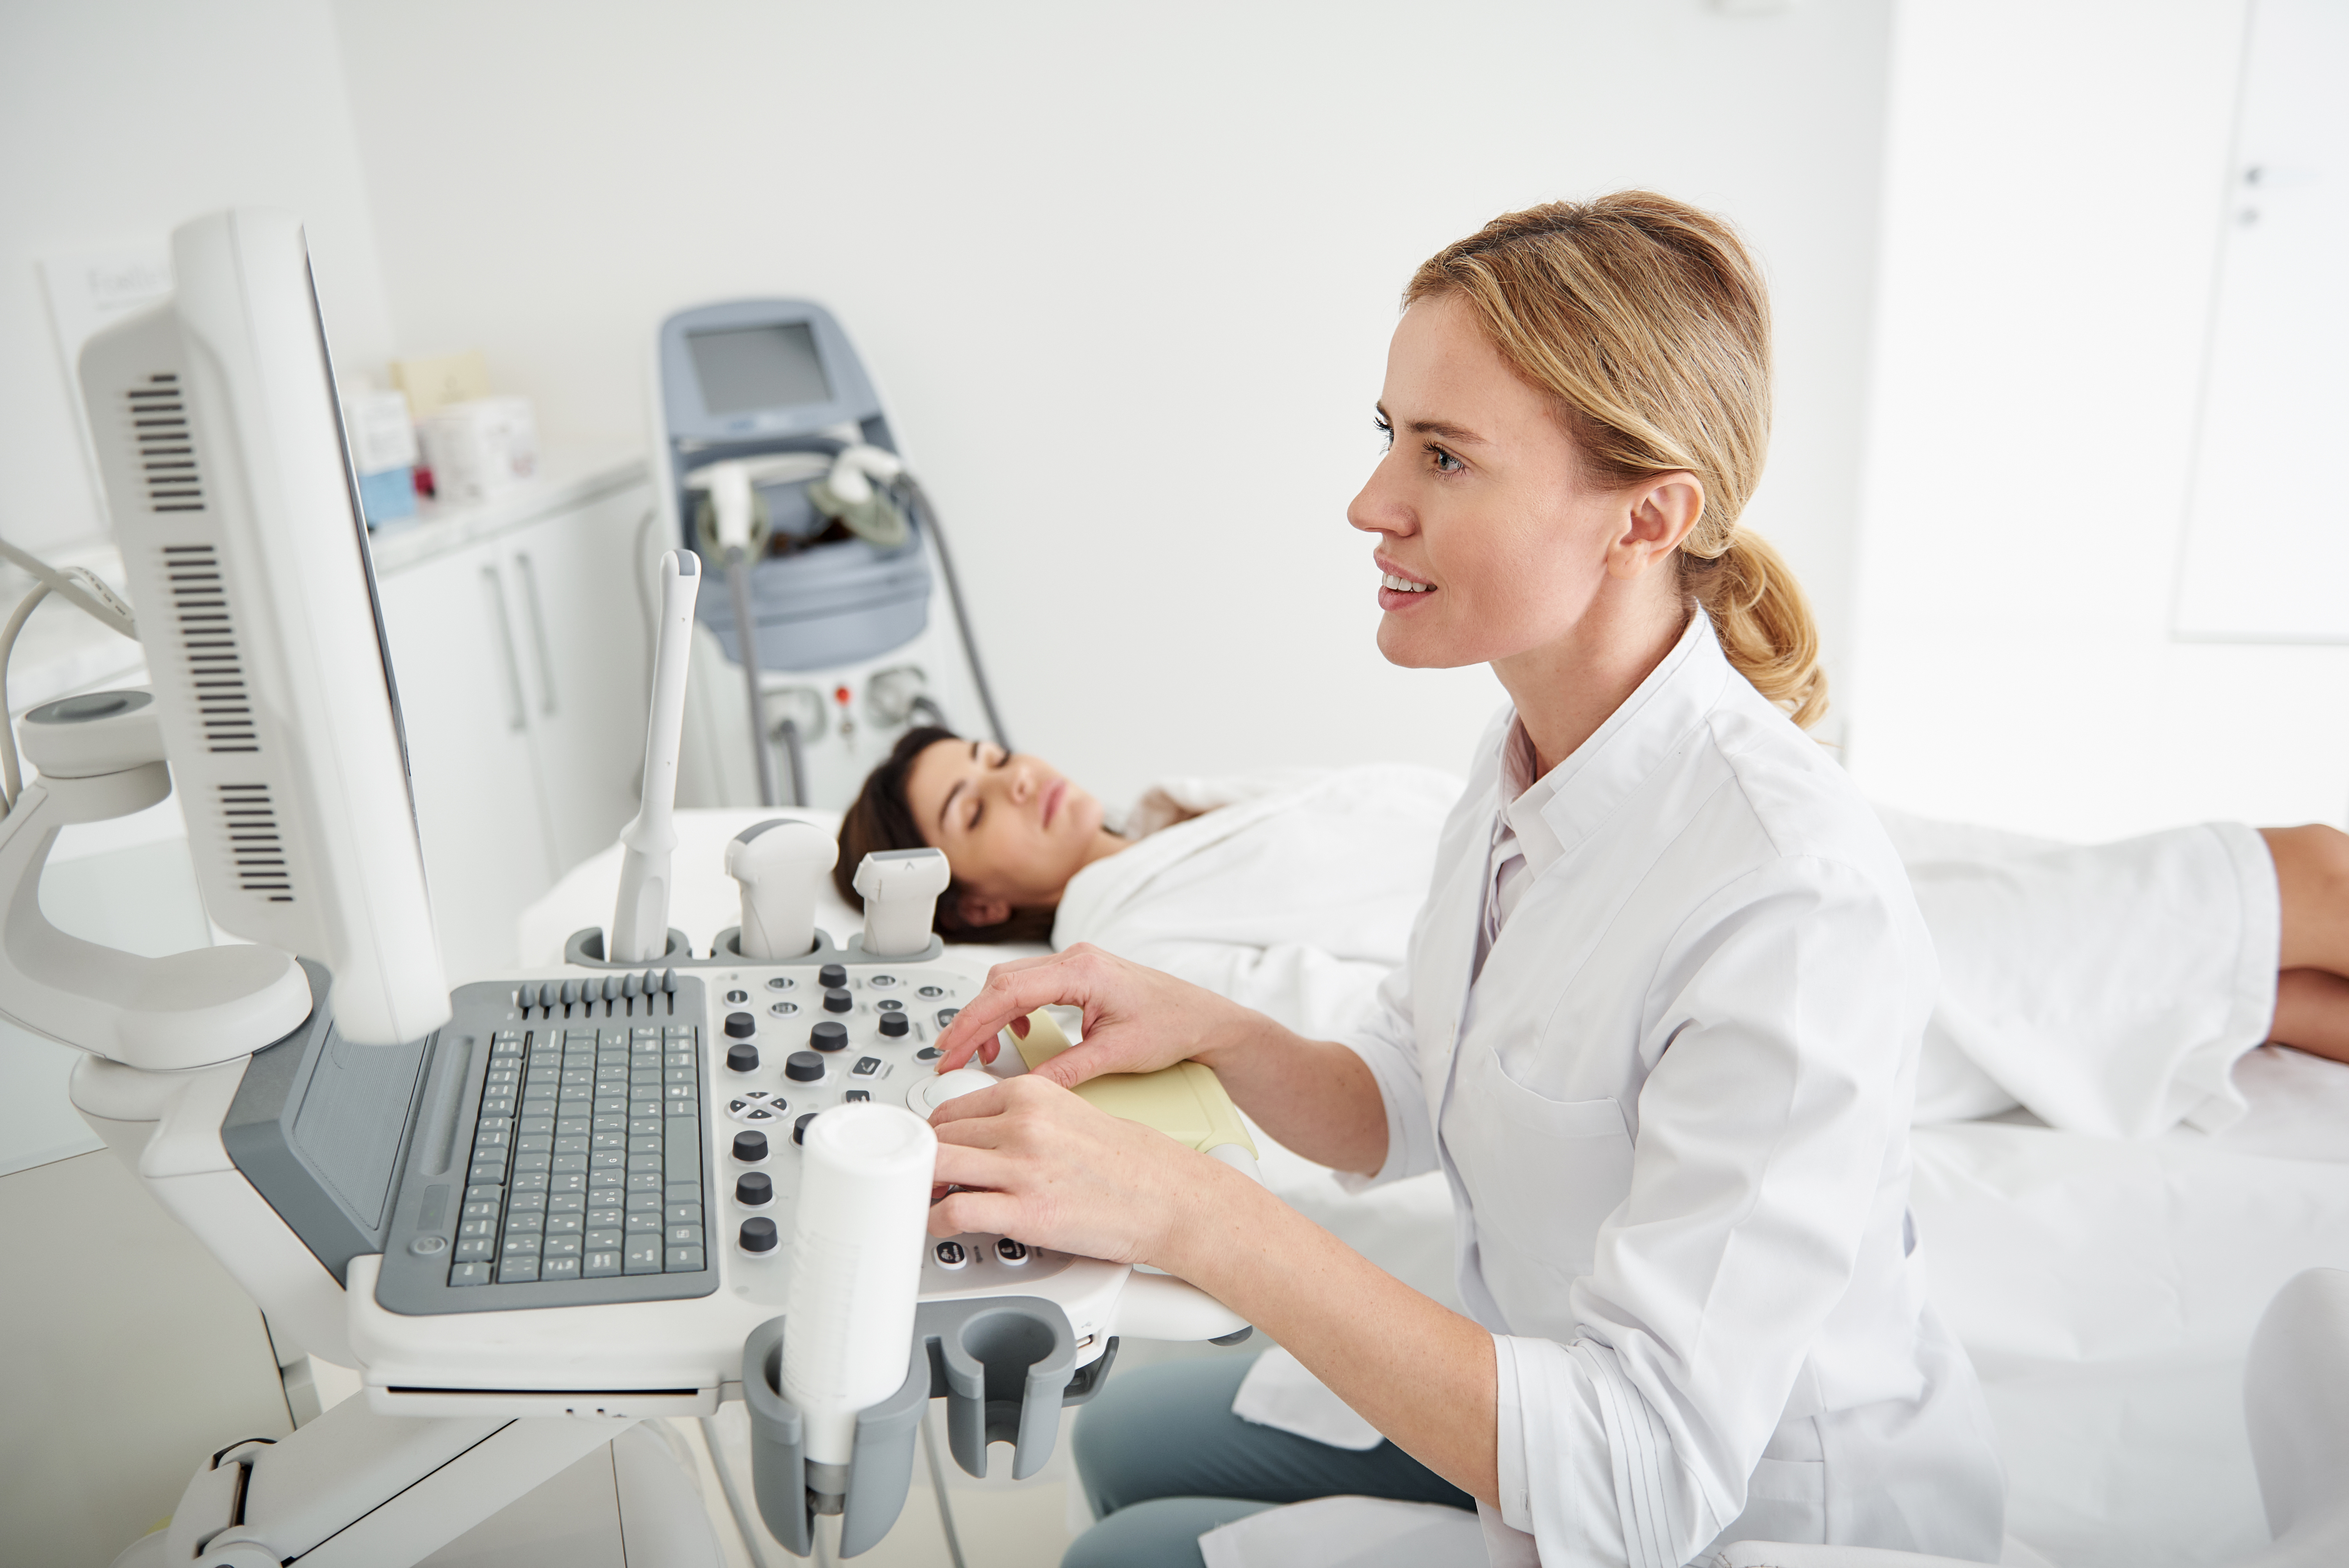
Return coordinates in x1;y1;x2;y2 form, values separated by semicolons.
0;691;312;1071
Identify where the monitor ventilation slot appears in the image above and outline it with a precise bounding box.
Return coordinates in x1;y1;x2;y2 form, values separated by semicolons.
218;783;293;903
126;373;204;513
160;543;259;754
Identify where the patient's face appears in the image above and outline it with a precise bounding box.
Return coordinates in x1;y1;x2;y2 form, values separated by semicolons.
1346;292;1631;672
903;738;1106;916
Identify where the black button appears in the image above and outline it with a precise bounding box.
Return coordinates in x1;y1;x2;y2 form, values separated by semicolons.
823;987;853;1014
818;964;847;987
736;1171;773;1205
723;1012;756;1039
784;1051;824;1083
934;1240;967;1269
740;1217;778;1253
725;1042;759;1073
844;1089;871;1103
732;1130;768;1162
878;1012;909;1037
852;1056;882;1077
810;1021;848;1052
794;1112;818;1146
994;1237;1029;1264
936;1008;960;1028
916;1046;941;1062
725;989;748;1004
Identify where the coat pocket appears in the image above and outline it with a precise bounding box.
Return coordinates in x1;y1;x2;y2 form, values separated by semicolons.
1452;1050;1636;1335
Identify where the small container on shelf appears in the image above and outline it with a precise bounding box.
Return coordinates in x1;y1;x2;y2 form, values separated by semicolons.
340;387;419;528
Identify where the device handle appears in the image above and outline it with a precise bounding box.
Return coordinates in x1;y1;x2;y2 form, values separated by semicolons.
611;551;700;963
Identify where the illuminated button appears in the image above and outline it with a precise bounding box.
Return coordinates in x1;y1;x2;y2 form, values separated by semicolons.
810;1021;848;1052
739;1217;778;1254
934;1240;968;1271
823;988;853;1014
766;976;796;991
785;1051;824;1083
869;974;898;989
917;985;945;999
769;1001;799;1016
994;1238;1029;1265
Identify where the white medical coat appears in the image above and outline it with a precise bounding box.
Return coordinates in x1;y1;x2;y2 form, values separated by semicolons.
1343;615;2005;1564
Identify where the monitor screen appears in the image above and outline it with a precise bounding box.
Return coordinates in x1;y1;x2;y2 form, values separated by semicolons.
687;321;832;415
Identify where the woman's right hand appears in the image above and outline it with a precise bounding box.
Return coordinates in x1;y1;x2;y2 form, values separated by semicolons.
930;943;1256;1089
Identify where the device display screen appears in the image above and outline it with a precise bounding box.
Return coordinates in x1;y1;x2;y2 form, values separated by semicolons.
687;322;832;415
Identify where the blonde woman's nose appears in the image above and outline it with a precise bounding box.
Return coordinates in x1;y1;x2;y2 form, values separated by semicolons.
1007;764;1035;801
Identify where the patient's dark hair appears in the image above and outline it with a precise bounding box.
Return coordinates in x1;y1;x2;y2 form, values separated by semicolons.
835;726;1059;946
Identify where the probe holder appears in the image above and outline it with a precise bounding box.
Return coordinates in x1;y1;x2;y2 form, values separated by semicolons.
563;927;695;965
743;1296;1108;1557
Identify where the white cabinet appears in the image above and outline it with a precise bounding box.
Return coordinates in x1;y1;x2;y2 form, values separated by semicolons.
371;459;651;982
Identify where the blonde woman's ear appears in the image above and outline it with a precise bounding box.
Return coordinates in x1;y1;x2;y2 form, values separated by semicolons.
955;889;1014;928
1609;474;1705;579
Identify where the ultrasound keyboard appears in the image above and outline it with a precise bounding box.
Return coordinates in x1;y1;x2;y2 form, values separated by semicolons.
372;971;719;1314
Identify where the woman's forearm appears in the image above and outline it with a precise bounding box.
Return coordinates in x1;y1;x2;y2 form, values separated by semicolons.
1159;1160;1499;1504
1192;1019;1389;1176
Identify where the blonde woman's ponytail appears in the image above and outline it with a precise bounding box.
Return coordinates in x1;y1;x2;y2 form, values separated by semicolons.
1407;192;1830;729
1681;532;1826;729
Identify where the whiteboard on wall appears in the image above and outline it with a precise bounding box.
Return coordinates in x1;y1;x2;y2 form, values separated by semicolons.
2173;0;2349;642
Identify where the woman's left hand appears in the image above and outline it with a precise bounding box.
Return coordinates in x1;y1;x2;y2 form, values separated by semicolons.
925;1075;1224;1269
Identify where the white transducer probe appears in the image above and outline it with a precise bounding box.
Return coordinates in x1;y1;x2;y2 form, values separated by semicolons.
610;550;700;963
725;818;836;960
853;847;952;957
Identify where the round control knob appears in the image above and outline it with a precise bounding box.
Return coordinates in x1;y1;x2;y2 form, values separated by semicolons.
878;1011;909;1038
810;1021;848;1052
732;1130;769;1163
794;1112;818;1145
724;1012;756;1039
739;1217;778;1253
819;963;847;988
907;1067;998;1119
725;1042;760;1073
784;1051;824;1083
823;987;853;1014
736;1171;773;1206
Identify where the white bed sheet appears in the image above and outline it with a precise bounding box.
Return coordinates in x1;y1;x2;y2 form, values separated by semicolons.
517;816;2349;1565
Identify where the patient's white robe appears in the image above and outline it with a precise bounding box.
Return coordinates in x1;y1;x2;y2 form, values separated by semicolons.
1057;762;2281;1143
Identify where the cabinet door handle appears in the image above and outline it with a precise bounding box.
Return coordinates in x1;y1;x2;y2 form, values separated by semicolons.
483;564;527;733
514;551;559;717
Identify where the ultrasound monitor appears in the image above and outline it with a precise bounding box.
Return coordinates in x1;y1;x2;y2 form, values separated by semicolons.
76;208;449;1046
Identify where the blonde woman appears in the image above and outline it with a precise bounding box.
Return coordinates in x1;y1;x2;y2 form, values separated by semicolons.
918;196;2008;1566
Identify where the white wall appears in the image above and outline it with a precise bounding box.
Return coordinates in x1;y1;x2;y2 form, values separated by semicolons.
0;0;397;556
1847;0;2349;839
328;0;1896;805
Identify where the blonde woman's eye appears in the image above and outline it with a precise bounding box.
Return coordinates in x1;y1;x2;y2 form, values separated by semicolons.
1429;444;1464;473
1372;415;1394;451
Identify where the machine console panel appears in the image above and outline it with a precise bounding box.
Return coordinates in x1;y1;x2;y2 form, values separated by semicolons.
371;943;1075;1317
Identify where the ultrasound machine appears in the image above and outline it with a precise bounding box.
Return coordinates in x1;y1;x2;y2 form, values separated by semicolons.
0;209;1253;1566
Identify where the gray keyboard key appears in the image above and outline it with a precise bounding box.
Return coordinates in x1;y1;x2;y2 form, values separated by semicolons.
555;1135;591;1155
458;1219;495;1239
467;1161;504;1186
586;1229;625;1250
667;1225;704;1247
546;1173;585;1194
515;1134;552;1153
665;1117;700;1185
625;1210;661;1233
593;1132;628;1152
462;1200;499;1220
584;1250;622;1278
626;1190;663;1211
449;1262;490;1287
543;1235;582;1258
454;1238;494;1262
465;1184;501;1205
665;1203;703;1226
541;1256;581;1280
588;1206;624;1228
624;1240;663;1274
498;1256;541;1283
544;1213;582;1235
548;1192;584;1213
521;1117;556;1135
627;1172;661;1192
512;1171;549;1192
508;1189;546;1211
666;1246;706;1272
512;1152;551;1173
588;1171;625;1190
551;1154;588;1174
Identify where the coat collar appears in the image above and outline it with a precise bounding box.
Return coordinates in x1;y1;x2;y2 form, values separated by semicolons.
1496;609;1731;862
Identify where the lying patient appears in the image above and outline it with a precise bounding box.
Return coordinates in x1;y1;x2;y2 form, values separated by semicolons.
838;724;2349;1142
